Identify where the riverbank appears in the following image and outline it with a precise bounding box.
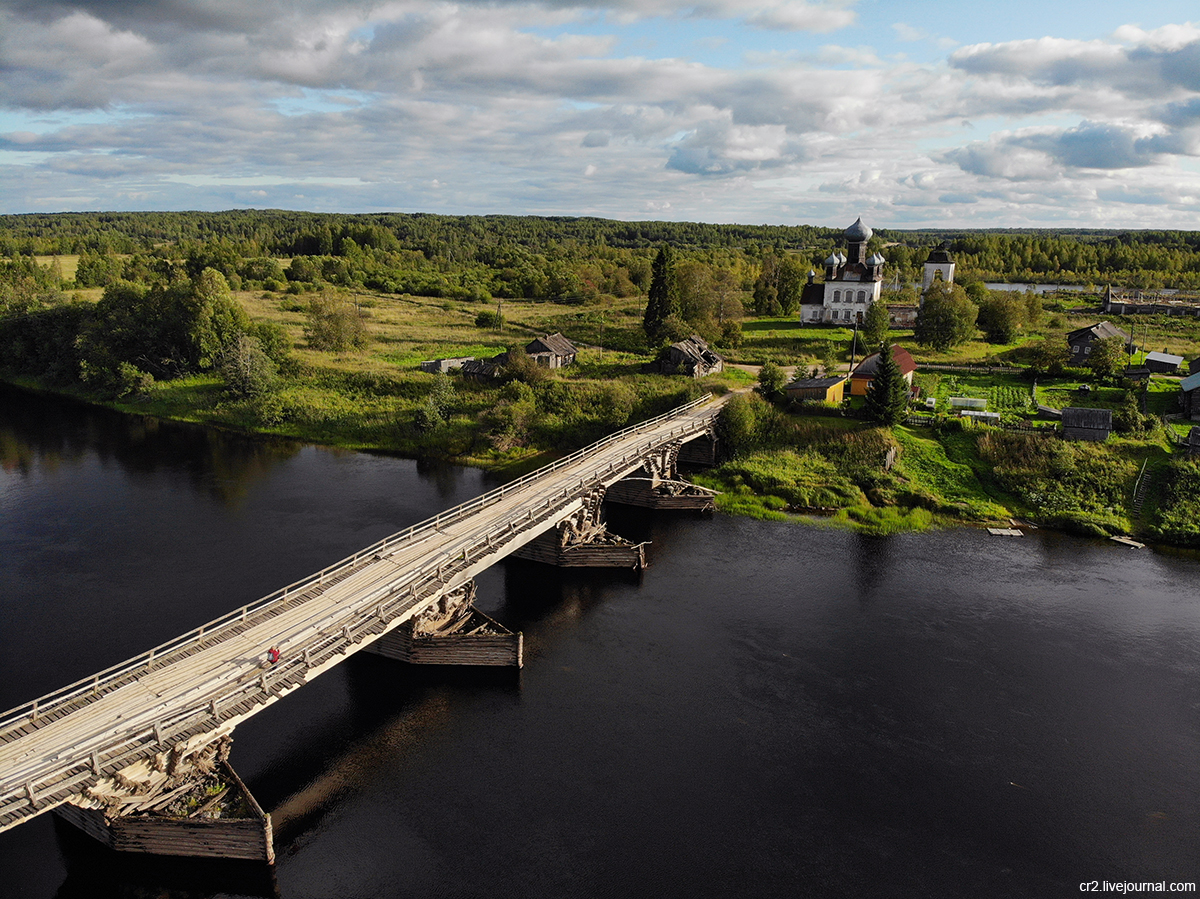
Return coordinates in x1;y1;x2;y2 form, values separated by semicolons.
7;371;1199;546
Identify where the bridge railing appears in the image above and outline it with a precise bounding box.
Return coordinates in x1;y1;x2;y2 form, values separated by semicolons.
0;394;719;735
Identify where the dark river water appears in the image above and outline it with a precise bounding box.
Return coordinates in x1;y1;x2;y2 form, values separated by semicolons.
1;383;1198;898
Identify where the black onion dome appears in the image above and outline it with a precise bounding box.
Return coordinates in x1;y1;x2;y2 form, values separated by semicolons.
844;217;872;241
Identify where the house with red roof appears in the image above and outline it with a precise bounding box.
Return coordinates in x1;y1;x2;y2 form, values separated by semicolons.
849;344;917;397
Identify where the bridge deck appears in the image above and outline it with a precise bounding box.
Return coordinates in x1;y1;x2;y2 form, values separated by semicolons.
0;395;721;832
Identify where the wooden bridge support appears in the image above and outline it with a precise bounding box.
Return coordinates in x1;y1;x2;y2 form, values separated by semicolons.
602;477;718;512
53;739;274;864
677;431;718;467
512;488;648;569
364;581;523;667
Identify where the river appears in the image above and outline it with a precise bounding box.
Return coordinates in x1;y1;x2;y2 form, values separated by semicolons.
1;383;1198;897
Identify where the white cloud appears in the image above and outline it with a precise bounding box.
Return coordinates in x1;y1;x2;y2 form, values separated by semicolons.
0;0;1198;226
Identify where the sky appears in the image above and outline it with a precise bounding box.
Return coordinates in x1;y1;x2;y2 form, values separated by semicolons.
1;0;1199;229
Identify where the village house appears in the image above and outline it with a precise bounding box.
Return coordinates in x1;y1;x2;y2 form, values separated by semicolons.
1145;351;1184;374
1066;322;1130;361
784;375;846;405
650;335;724;378
849;344;917;397
1180;370;1200;420
1061;407;1113;441
525;333;577;368
460;333;577;381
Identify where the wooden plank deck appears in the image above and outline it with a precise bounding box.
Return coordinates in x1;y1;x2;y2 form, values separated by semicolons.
0;396;721;832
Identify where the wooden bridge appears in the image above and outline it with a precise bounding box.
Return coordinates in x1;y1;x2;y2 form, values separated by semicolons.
0;394;722;854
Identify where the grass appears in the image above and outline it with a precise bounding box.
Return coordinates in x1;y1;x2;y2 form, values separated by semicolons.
892;427;1013;521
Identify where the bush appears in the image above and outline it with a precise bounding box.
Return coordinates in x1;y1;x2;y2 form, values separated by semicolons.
304;295;367;351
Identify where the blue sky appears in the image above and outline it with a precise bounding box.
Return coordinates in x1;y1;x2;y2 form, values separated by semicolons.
1;0;1198;228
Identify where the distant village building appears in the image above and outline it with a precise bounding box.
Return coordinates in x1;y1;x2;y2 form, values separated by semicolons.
849;344;916;397
1066;322;1130;361
420;356;475;374
922;246;956;293
650;335;725;378
784;376;846;405
1145;351;1184;374
525;333;577;368
460;333;577;381
461;356;505;381
1103;285;1200;318
888;305;920;327
800;218;885;325
1180;370;1200;420
1061;407;1113;441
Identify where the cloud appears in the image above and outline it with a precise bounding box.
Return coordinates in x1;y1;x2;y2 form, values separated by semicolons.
1;0;1199;226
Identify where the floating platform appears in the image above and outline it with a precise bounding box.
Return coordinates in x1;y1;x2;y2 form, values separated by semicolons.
987;528;1024;537
1110;535;1146;549
604;477;718;512
53;760;274;864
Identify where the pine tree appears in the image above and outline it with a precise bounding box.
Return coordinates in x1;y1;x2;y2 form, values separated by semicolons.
643;245;679;343
863;343;910;425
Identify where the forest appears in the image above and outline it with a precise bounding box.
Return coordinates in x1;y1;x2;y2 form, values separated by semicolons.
2;211;1200;293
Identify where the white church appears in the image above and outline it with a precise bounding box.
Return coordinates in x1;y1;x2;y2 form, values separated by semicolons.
799;218;955;325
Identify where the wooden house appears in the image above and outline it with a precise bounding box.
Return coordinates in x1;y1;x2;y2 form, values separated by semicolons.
849;344;916;397
1066;322;1129;361
1061;407;1113;441
784;376;846;404
1189;356;1200;375
1145;351;1184;374
525;333;576;368
461;355;506;381
652;336;725;378
1180;370;1200;420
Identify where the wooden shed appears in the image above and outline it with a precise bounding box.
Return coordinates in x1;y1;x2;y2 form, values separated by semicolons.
784;376;846;404
1145;351;1184;374
1061;407;1113;441
1180;370;1200;420
849;344;916;397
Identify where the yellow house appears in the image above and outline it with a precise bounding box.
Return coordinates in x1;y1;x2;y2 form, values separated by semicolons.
784;376;846;404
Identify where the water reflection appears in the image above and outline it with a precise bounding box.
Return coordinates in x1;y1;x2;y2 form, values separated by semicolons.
0;382;300;507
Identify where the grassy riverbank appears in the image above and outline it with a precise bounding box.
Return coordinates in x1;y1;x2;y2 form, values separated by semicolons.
690;392;1200;543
